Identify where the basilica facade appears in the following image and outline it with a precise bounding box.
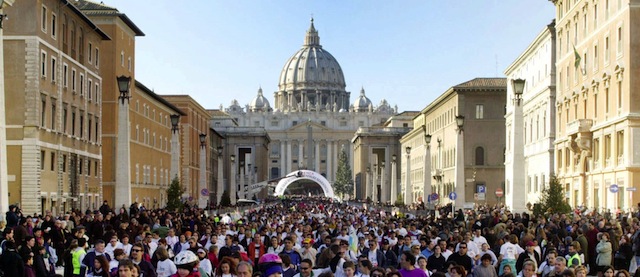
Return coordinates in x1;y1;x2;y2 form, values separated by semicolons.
212;19;398;198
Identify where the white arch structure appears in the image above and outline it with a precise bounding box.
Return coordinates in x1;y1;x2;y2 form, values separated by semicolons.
274;170;335;198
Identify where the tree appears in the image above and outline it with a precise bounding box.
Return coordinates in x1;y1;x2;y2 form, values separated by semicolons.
333;148;354;198
532;175;572;217
166;177;185;211
220;190;231;207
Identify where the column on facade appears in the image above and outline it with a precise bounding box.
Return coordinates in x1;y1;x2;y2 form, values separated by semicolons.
230;160;236;205
280;141;286;177
298;142;304;168
326;140;333;181
381;161;387;203
315;140;320;172
286;140;292;173
239;167;245;200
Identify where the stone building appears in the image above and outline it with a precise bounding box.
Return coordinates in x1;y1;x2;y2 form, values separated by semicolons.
504;21;557;213
550;0;640;210
402;78;507;207
3;0;110;214
215;19;397;199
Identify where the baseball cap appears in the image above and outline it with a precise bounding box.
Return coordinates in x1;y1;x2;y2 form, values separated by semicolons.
526;241;535;247
382;239;389;244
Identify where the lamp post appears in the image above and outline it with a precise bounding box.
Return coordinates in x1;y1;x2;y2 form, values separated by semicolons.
373;163;378;202
423;126;432;208
379;161;385;203
404;146;412;206
366;166;371;201
454;115;465;208
198;133;207;209
115;76;132;210
230;155;236;205
216;146;223;206
0;0;12;214
508;78;526;211
170;114;180;182
391;154;397;204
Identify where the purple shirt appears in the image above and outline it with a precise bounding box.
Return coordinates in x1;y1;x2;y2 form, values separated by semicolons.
398;268;428;277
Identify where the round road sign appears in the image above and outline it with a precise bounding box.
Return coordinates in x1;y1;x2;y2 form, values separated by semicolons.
610;184;619;193
495;188;504;198
449;192;457;201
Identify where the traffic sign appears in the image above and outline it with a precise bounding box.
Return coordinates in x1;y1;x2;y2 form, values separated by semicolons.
430;193;439;201
610;184;619;193
449;192;457;201
627;187;637;192
495;188;504;198
477;185;486;193
201;188;209;196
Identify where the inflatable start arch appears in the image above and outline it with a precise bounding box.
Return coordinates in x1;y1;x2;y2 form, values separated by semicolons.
274;170;335;198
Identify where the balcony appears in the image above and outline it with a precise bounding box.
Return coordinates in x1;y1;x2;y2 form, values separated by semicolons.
566;119;593;136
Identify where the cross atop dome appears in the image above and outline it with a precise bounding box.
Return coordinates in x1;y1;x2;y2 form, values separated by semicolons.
304;17;321;47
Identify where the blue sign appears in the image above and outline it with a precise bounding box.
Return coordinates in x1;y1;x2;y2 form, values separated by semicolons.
477;185;486;193
610;184;619;193
431;193;439;201
449;192;457;201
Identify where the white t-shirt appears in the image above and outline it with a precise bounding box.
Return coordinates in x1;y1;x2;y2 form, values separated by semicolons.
500;242;524;260
156;259;177;277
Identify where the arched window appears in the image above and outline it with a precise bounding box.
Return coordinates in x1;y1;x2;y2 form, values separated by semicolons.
475;147;485;165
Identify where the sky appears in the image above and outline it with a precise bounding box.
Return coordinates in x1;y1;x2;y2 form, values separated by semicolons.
105;1;556;112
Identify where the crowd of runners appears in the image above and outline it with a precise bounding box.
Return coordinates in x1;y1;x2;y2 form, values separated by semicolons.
1;196;640;277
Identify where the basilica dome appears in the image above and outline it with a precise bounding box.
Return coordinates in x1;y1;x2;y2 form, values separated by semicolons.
278;19;346;92
249;87;271;112
353;87;372;112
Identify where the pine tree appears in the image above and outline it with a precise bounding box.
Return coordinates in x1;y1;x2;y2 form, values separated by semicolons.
166;177;185;211
334;148;354;198
220;190;231;207
532;175;571;217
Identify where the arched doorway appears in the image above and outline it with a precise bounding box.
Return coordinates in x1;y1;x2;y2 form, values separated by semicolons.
274;170;335;198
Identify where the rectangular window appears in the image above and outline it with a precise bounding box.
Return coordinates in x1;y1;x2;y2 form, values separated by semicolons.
95;48;99;67
594;92;598;118
95;83;99;103
63;64;68;88
71;110;76;136
51;57;56;82
605;134;612;161
79;113;84;138
475;104;484;119
617;131;624;158
41;51;47;77
41;151;46;170
88;43;92;64
62;154;66;172
606;0;610;20
605;36;610;63
79;158;83;175
50;152;55;171
594;4;598;29
41;97;46;127
41;5;47;33
594;44;599;71
605;87;610;113
617;80;622;110
88;117;92;141
128;57;132;71
94;161;98;176
63;106;68;133
71;69;76;91
51;13;56;38
88;79;92;101
87;160;91;176
51;102;56;130
79;74;84;96
95;118;99;140
617;26;623;54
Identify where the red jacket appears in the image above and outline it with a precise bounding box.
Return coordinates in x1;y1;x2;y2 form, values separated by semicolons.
247;242;265;263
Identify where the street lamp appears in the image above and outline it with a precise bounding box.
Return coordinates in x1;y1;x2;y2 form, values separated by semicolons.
391;154;397;204
216;145;224;206
423;126;432;208
170;114;180;133
230;154;236;205
116;75;131;104
379;161;385;203
454;114;465;208
404;146;412;206
366;166;371;201
198;133;207;208
512;78;525;106
115;75;132;210
456;115;465;133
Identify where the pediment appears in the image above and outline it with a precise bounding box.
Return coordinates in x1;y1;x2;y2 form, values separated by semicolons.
286;120;332;132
